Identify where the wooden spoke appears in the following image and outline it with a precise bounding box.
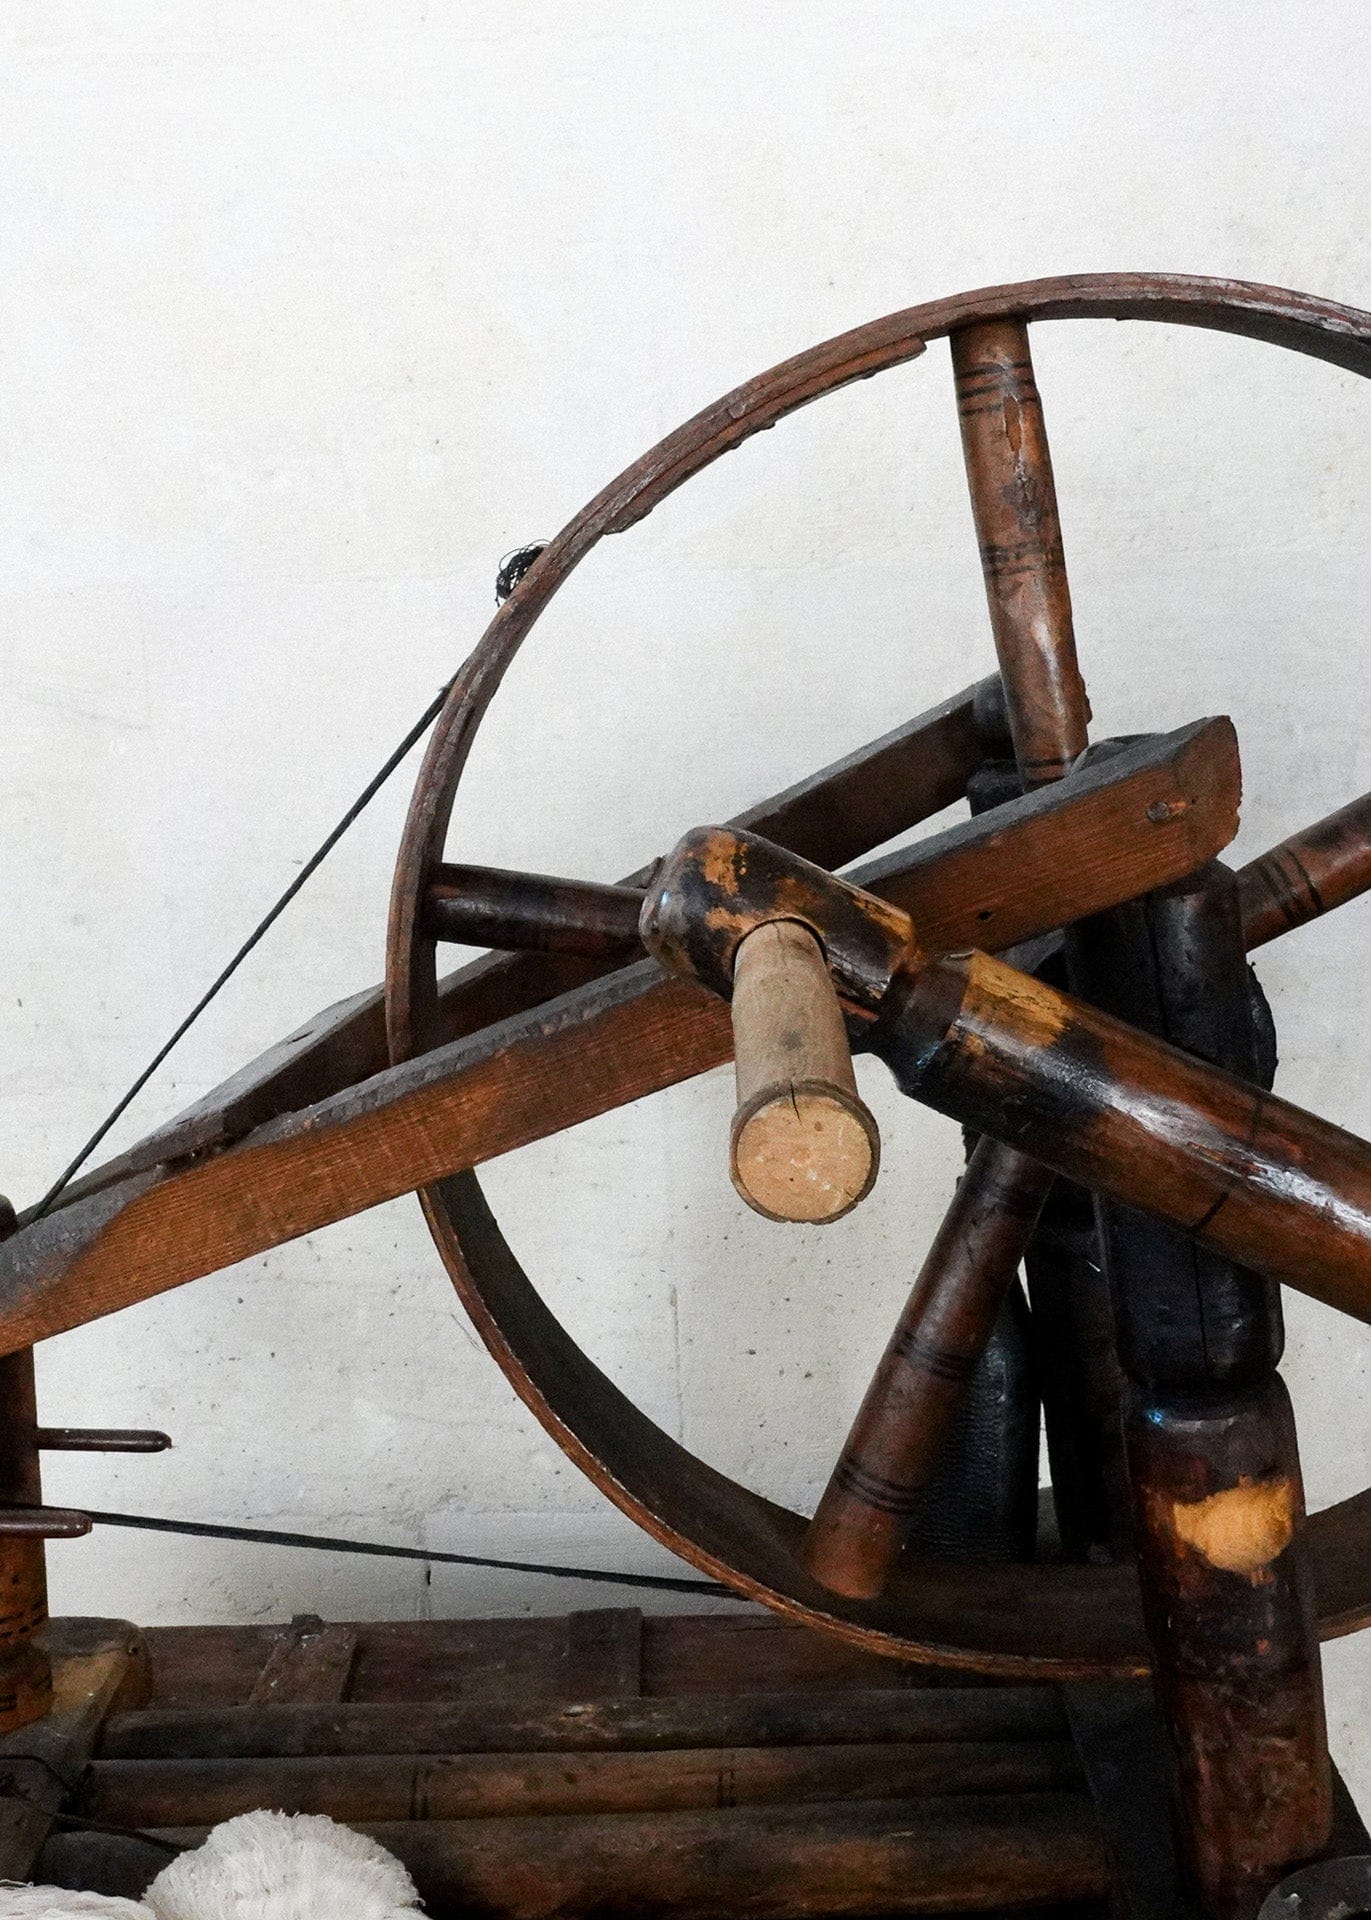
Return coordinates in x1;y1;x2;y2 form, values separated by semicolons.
802;1139;1052;1598
423;864;644;959
1238;788;1371;948
952;319;1090;786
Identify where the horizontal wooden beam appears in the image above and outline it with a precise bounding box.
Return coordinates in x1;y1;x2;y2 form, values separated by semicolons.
84;1736;1082;1827
98;1684;1068;1761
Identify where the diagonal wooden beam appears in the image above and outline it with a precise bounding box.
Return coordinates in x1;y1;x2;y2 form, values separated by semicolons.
33;679;991;1219
0;718;1239;1357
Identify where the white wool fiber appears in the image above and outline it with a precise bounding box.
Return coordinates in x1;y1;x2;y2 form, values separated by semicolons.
1;1894;153;1918
145;1811;421;1920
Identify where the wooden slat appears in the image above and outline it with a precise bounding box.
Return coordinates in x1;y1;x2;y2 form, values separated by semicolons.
248;1614;357;1706
98;1685;1068;1762
82;1737;1082;1828
561;1608;643;1700
0;718;1238;1359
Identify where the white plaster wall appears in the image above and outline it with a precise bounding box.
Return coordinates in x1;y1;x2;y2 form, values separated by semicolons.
4;0;1371;1793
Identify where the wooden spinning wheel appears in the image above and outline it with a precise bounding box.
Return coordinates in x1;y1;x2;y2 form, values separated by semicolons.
6;272;1371;1916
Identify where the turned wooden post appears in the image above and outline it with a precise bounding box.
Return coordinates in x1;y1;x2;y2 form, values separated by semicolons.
1068;867;1331;1918
729;919;879;1224
0;1195;51;1732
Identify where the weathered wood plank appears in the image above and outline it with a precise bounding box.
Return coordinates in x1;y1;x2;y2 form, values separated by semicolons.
98;1685;1068;1762
248;1614;357;1707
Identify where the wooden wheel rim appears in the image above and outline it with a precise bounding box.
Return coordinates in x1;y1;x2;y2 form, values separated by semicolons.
386;274;1371;1678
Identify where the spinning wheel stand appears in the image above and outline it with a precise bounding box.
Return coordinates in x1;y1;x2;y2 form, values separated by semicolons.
5;274;1371;1919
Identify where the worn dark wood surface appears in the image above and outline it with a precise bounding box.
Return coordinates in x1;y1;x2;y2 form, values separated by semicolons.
1069;865;1330;1915
803;1138;1051;1598
141;1795;1110;1919
0;1346;51;1733
85;1737;1084;1828
0;1617;145;1881
423;863;645;959
99;1684;1072;1762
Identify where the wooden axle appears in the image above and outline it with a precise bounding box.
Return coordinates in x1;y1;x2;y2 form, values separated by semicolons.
728;920;879;1224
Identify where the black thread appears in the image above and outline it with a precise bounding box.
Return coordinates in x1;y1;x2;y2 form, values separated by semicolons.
30;677;458;1221
75;1508;733;1598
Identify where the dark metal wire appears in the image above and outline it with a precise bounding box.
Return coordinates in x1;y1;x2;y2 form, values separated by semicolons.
30;678;456;1220
79;1508;733;1598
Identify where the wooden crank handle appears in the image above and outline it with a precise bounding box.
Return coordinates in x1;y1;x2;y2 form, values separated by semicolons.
728;920;880;1224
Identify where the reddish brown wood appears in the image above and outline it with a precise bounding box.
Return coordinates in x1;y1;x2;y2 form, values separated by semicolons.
34;678;991;1221
1238;789;1371;949
83;1737;1082;1828
952;320;1089;785
0;1337;49;1734
802;1139;1052;1598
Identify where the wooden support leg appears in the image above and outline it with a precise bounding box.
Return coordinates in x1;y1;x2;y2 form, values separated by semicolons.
0;1344;51;1734
1068;867;1331;1918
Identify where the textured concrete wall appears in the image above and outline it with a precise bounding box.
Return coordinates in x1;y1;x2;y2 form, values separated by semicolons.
4;0;1371;1798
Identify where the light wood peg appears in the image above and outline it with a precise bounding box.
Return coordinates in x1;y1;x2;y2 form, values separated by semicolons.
729;919;880;1224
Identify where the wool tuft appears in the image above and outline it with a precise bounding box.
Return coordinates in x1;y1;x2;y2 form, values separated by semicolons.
1;1894;153;1917
144;1811;421;1920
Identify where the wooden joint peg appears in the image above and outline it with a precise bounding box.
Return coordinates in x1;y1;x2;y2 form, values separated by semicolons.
729;920;880;1224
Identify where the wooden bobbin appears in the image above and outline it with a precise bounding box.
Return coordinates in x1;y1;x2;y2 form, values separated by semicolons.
728;920;879;1225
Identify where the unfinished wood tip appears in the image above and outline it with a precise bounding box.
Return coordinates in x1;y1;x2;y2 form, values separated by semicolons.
731;1084;879;1225
729;920;879;1225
